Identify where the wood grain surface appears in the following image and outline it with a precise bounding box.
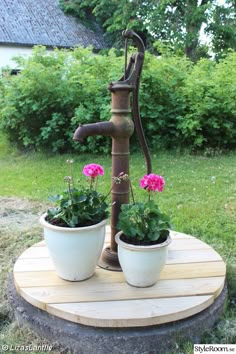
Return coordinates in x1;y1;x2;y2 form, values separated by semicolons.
13;229;226;327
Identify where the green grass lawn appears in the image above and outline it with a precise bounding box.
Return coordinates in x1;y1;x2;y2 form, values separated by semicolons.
0;133;236;353
1;145;235;252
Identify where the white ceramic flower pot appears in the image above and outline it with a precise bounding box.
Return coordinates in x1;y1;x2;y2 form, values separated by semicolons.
115;231;171;287
40;213;107;281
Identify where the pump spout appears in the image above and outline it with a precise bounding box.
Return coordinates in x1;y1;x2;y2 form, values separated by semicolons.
73;122;115;143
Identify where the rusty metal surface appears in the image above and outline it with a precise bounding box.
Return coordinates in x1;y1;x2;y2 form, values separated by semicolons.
73;30;152;270
74;88;133;270
108;30;152;174
100;89;134;270
73;122;115;143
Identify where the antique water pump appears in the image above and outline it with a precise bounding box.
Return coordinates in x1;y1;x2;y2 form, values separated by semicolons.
73;30;152;270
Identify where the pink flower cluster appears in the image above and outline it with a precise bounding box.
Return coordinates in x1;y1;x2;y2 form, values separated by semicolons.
140;173;165;192
83;163;104;178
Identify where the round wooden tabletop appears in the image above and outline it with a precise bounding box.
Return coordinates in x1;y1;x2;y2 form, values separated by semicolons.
13;228;226;328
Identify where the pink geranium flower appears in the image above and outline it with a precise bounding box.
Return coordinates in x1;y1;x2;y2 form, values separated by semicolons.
83;163;104;178
140;173;165;192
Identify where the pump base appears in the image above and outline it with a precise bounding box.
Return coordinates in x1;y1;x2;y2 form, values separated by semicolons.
98;246;122;271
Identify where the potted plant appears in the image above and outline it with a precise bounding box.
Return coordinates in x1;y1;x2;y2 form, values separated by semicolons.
115;173;172;287
40;160;109;281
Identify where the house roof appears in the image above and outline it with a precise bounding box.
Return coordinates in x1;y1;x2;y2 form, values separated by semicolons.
0;0;106;50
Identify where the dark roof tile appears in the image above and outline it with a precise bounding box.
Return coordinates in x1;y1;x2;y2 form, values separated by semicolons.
0;0;106;49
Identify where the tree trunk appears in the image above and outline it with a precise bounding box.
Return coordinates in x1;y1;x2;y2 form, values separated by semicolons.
184;0;205;61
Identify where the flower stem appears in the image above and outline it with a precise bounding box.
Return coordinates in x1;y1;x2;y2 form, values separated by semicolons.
89;177;94;190
129;180;135;204
70;163;74;188
102;182;114;203
67;181;73;202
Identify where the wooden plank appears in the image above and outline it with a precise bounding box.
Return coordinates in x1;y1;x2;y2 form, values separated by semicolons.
14;257;55;272
161;261;226;279
14;245;222;273
15;271;71;287
168;238;212;251
47;295;214;327
13;232;226;328
166;248;222;264
14;268;124;287
14;261;226;288
170;231;194;239
18;246;50;259
17;277;225;309
21;237;211;260
34;240;46;247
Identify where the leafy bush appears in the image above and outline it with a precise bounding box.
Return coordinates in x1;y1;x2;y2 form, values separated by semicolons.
0;46;123;153
0;47;235;153
178;52;236;149
140;53;191;149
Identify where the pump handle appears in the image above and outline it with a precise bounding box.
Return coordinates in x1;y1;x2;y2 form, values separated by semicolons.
122;30;152;174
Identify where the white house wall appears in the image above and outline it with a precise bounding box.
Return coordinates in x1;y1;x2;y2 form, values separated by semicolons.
0;45;33;69
0;45;55;71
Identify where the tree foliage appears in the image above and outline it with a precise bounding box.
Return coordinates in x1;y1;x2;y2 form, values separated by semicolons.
206;0;236;60
0;47;235;153
60;0;236;61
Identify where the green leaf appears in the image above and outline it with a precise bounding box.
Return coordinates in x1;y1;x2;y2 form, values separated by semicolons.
118;201;171;243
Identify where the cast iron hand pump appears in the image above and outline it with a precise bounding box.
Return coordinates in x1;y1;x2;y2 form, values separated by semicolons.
73;30;152;270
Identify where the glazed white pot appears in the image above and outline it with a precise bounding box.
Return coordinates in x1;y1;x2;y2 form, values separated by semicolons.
115;231;171;287
40;213;107;281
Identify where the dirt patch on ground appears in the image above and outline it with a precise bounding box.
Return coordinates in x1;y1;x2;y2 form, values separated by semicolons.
0;197;48;231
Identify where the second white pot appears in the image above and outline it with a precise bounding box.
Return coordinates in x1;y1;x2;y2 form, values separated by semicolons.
115;231;171;287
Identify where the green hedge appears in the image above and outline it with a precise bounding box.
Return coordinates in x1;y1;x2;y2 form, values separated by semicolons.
179;54;236;149
0;47;235;153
